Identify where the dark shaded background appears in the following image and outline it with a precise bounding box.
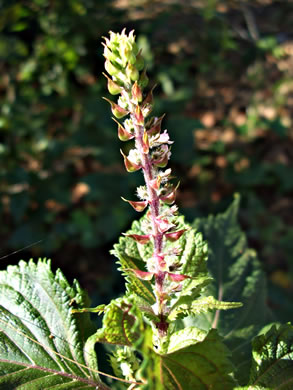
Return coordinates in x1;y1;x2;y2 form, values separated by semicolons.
0;0;292;317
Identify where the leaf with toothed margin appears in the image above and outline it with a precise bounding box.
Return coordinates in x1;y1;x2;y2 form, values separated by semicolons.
159;329;236;389
112;216;156;307
191;196;272;385
0;258;111;389
112;236;156;306
138;327;236;390
169;226;211;302
168;295;242;321
246;323;293;390
87;296;142;348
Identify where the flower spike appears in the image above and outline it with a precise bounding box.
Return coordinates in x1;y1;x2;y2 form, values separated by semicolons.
103;29;188;337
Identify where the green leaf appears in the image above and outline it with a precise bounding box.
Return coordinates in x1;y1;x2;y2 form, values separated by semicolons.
166;216;241;323
0;259;109;389
247;323;293;389
112;218;156;306
112;247;156;306
176;224;210;297
160;326;208;354
125;326;236;390
159;329;236;389
103;316;236;389
88;296;142;347
169;295;242;321
192;196;272;384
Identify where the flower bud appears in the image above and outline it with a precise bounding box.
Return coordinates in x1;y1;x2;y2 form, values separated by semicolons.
126;50;137;66
103;45;117;63
103;97;129;119
126;63;139;81
118;125;134;141
102;36;114;51
135;105;144;126
117;95;128;110
120;149;141;172
147;114;165;136
160;182;180;205
112;117;134;141
124;118;134;133
155;217;175;233
152;145;170;168
131;81;143;103
153;254;167;271
120;41;136;67
142;104;153;118
104;60;120;76
142;131;149;154
121;198;148;212
102;73;122;95
149;176;162;191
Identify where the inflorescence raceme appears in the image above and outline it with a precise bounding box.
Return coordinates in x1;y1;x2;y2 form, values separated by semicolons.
103;29;190;335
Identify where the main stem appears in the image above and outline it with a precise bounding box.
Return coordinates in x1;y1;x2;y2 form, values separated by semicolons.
132;121;162;253
130;111;169;336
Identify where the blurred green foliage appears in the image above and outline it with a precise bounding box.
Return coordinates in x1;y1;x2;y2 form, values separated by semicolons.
0;0;137;255
0;0;292;307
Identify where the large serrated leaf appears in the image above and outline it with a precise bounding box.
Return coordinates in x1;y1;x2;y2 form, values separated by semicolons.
159;329;236;390
246;323;293;389
129;326;236;390
0;259;109;390
192;196;272;385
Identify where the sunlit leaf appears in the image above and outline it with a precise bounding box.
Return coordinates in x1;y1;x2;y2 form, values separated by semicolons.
0;259;109;389
192;196;272;384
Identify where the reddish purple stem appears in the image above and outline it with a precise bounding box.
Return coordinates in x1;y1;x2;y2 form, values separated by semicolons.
132;115;169;335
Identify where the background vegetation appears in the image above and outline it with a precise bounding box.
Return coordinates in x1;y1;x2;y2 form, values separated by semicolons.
0;0;292;319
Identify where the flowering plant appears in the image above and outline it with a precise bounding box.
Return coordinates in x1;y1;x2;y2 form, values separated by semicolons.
0;29;292;390
102;29;241;341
